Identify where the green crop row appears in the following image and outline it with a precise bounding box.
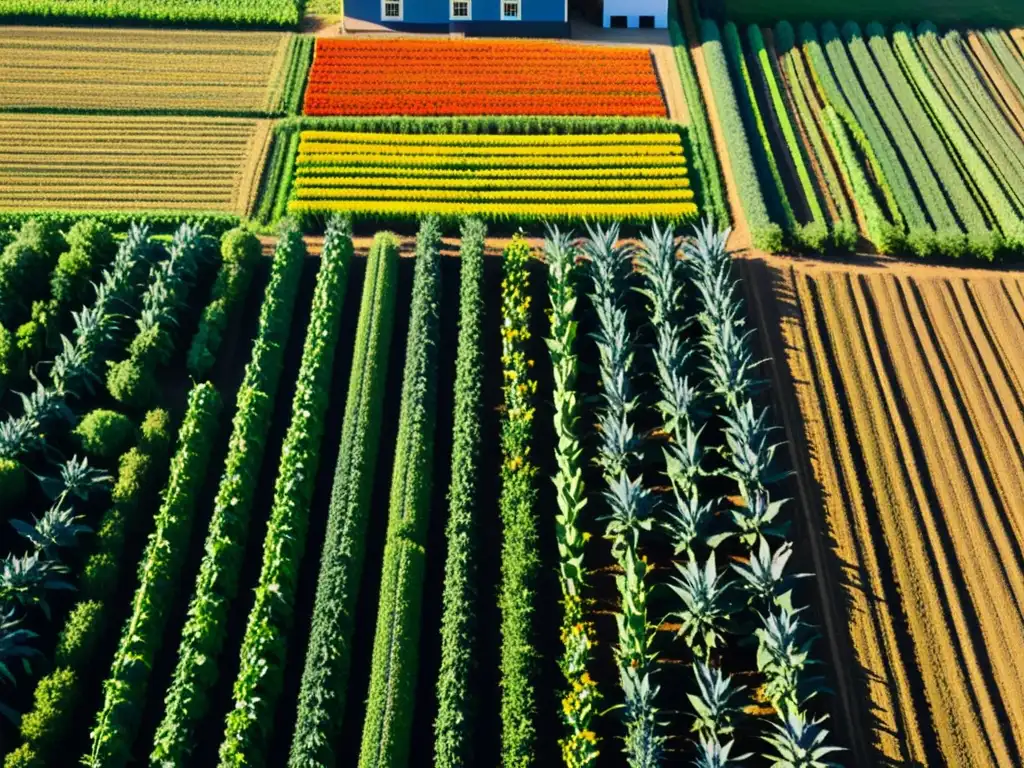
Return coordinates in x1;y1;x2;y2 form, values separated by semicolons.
276;115;682;137
701;18;783;252
866;23;1000;259
216;217;350;768
498;234;541;767
282;36;315;115
0;0;301;28
359;217;444;768
893;25;1024;248
985;29;1024;101
187;228;261;379
149;223;306;766
3;410;172;768
84;382;221;768
668;4;728;228
107;223;209;407
432;219;487;768
285;228;398;768
0;211;241;236
747;25;832;250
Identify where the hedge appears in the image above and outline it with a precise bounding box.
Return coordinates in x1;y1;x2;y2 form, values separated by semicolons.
843;22;966;257
187;227;261;379
701;19;783;251
0;212;240;236
893;25;1024;250
286;229;399;768
433;219;487;768
84;384;221;768
217;217;350;768
149;221;307;766
3;410;171;768
774;22;858;249
0;218;64;326
867;23;1001;259
359;216;443;768
73;409;136;460
498;235;541;767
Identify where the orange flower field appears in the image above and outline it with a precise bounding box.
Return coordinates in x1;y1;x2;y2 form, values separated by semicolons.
303;39;667;117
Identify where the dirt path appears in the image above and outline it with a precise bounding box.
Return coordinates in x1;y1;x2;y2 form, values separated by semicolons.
652;44;690;125
749;254;1024;766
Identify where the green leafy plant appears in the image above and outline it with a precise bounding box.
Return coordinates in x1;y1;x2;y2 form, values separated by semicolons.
73;409;136;460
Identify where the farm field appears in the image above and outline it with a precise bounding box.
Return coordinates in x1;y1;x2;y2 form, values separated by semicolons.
695;11;1024;258
723;0;1024;26
744;255;1024;766
303;39;668;117
286;131;697;224
0;27;309;116
0;0;302;27
0;114;273;217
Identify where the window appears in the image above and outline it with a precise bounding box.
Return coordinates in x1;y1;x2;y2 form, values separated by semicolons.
450;0;470;18
610;15;627;28
501;0;520;20
639;15;655;28
382;0;401;19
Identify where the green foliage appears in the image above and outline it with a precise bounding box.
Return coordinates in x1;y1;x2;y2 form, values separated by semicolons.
0;457;26;503
433;219;486;768
359;216;443;768
54;599;103;669
85;383;221;768
0;219;64;326
668;12;729;228
17;667;77;748
0;211;239;236
140;407;172;451
2;744;41;768
73;409;136;460
0;0;302;27
50;219;116;311
218;218;351;768
725;0;1024;26
498;234;540;768
282;36;315;115
277;115;682;137
273;131;303;224
286;228;397;768
255;134;294;226
545;226;599;767
701;19;783;252
150;219;307;767
187;227;260;379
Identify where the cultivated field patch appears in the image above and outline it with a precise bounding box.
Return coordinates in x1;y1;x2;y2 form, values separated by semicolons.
0;26;303;115
0;114;273;216
303;39;667;117
286;131;696;224
0;0;301;27
747;256;1024;767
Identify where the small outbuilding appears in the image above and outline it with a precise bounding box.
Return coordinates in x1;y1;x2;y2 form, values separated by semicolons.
601;0;668;28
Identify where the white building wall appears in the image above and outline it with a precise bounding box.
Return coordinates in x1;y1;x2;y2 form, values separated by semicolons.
602;0;667;29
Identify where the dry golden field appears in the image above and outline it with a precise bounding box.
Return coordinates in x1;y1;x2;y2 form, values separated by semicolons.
0;113;273;216
744;256;1024;768
0;26;294;114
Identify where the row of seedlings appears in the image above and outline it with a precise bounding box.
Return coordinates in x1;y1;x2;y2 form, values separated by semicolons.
359;217;444;767
83;381;222;767
3;408;172;768
544;227;600;766
497;234;542;768
148;223;307;765
685;220;844;763
432;220;487;768
286;229;399;767
581;223;662;764
217;217;352;767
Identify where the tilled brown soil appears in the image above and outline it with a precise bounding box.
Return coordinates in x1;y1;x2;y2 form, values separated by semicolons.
744;254;1024;767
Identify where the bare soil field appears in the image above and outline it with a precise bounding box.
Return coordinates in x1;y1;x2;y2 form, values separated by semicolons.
743;255;1024;767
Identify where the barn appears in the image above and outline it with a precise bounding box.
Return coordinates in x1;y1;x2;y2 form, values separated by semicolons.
343;0;570;34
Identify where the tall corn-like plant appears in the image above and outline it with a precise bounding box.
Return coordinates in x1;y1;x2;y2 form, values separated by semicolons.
359;216;443;768
286;231;399;768
433;219;487;768
582;223;662;767
545;226;599;767
497;234;541;768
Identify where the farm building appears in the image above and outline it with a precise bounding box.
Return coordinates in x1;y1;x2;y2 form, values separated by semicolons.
343;0;570;34
601;0;668;28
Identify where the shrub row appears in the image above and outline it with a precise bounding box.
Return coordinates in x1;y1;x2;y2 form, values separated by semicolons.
0;212;240;236
773;23;858;249
107;223;208;407
187;227;261;379
2;410;172;768
217;217;351;768
667;7;728;227
84;383;221;768
701;19;783;251
359;216;443;768
432;219;487;768
148;222;307;766
867;23;1001;259
276;115;681;136
498;234;541;767
747;25;832;250
282;35;315;115
286;229;399;768
893;25;1024;249
798;23;903;252
843;22;966;257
